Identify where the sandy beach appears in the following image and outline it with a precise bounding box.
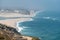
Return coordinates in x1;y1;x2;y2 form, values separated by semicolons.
0;18;33;32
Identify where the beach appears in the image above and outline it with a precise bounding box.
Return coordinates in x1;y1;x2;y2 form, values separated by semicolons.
0;17;33;30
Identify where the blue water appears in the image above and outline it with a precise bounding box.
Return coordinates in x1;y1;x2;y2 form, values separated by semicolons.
19;11;60;40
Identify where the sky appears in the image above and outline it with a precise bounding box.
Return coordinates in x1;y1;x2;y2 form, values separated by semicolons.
0;0;60;11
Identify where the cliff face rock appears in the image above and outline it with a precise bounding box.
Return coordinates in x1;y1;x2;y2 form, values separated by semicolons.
0;24;21;35
0;24;27;40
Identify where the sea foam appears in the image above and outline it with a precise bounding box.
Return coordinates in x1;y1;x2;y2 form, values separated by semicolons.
16;10;41;32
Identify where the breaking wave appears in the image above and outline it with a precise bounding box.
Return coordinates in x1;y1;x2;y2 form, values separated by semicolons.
16;19;34;32
42;17;57;21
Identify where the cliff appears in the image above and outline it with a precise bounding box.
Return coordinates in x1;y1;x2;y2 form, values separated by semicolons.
0;23;40;40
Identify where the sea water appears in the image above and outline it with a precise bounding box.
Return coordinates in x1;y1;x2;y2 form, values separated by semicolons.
19;11;60;40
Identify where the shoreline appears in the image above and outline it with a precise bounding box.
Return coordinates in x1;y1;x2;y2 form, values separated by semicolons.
0;18;33;32
0;21;40;40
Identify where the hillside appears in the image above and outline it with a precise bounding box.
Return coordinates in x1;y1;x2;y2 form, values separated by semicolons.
0;24;40;40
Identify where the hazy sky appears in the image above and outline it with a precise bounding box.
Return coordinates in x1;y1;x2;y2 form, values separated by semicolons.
0;0;60;11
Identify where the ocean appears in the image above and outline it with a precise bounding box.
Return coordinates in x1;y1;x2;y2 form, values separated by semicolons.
19;11;60;40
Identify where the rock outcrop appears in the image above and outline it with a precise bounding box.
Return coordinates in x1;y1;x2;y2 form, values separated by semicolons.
0;24;27;40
